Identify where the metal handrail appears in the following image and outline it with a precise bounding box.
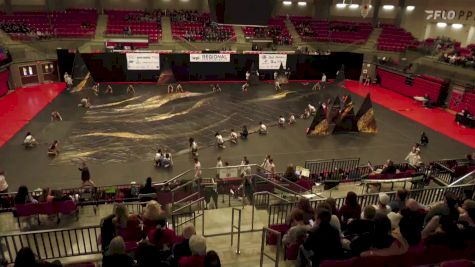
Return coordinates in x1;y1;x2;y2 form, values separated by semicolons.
230;208;242;254
260;227;281;267
252;191;290;231
253;173;304;198
173;192;201;205
435;162;456;173
172;197;205;214
255;165;310;193
448;169;475;187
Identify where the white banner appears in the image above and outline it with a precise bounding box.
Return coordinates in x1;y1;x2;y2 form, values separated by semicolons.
259;54;287;70
190;53;231;62
126;53;160;70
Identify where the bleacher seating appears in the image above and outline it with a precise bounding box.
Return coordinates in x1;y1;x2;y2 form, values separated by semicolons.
0;9;97;40
290;16;373;44
170;11;235;42
377;24;418;52
105;9;162;43
376;67;445;103
242;17;292;45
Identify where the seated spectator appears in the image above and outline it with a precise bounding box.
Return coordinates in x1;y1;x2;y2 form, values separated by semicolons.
360;214;408;257
292;198;315;224
148;217;176;251
423;215;465;249
140;177;156;196
459;199;475;239
345;206;376;255
37;188;52;202
283;165;298;182
338;191;362;227
23;132;38;148
302;209;343;266
173;224;196;264
399;199;426;246
14;247;59;267
112;204;140;240
369;160;397;175
283;209;311;246
425;192;458;224
51;189;72;202
14;185;37;205
466;153;475;166
102;236;134;267
135;241;160;267
204;250;221;267
326;198;339;216
317;202;341;234
373;193;391;216
389;189;409;213
178;235;207;267
141;200;163;229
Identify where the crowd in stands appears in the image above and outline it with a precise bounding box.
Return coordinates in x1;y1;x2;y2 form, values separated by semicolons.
417;36;475;69
242;17;292;45
279;189;475;266
10;200;222;267
290;16;373;44
0;9;97;40
169;10;234;42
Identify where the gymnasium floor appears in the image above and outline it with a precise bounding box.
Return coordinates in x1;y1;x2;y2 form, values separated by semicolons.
0;81;473;190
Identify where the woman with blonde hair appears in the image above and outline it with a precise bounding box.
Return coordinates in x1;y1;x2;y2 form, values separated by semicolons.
142;200;164;230
112;204;141;241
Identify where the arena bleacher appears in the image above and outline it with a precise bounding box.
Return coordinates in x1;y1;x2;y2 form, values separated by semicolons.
0;1;475;266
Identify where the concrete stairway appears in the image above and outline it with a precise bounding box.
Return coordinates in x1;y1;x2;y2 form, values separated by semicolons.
161;16;173;42
363;28;382;50
94;14;108;41
285;18;302;44
233;25;246;43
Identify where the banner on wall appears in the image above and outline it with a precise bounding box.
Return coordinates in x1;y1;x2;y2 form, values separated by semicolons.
259;54;287;70
425;9;475;21
126;53;160;70
190;53;231;62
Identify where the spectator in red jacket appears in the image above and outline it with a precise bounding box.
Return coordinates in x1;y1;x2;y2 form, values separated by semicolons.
338;191;362;227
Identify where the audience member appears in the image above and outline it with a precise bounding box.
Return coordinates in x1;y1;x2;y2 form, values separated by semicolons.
399;199;426;246
293;198;315;224
302;209;342;266
173;224;196;264
338;191;362;226
373;193;391;216
283;209;311;246
14;185;37;205
178;235;206;267
142;200;163;228
148;217;176;251
13;247;58;267
112;204;140;240
140;177;156;195
425;192;459;224
102;236;134;267
135;241;160;267
0;170;8;193
345;205;377;255
204;250;221;267
283;165;298;182
389;189;409;213
360;214;408;257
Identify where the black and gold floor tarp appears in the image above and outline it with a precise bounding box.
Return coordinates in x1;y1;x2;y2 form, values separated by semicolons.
0;83;472;189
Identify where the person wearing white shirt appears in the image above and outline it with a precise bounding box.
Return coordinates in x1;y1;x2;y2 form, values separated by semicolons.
126;85;135;94
216;156;224;178
176;84;184;93
167;84;174;94
0;171;8;193
189;137;198;156
274;71;278;80
78;97;91;108
23;132;38;148
261;154;271;170
194;158;202;178
321;73;327;88
241;159;251;177
63;72;69;82
161;150;173;168
405;149;423;167
288;113;296;125
274;80;281;91
154;149;163;167
215;132;225;148
308;104;316;114
242;83;249;92
267;159;276;177
92;83;99;96
278;116;285;127
258;122;267;135
230;129;238;144
245;71;250;81
215;84;222;92
105;85;113;94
